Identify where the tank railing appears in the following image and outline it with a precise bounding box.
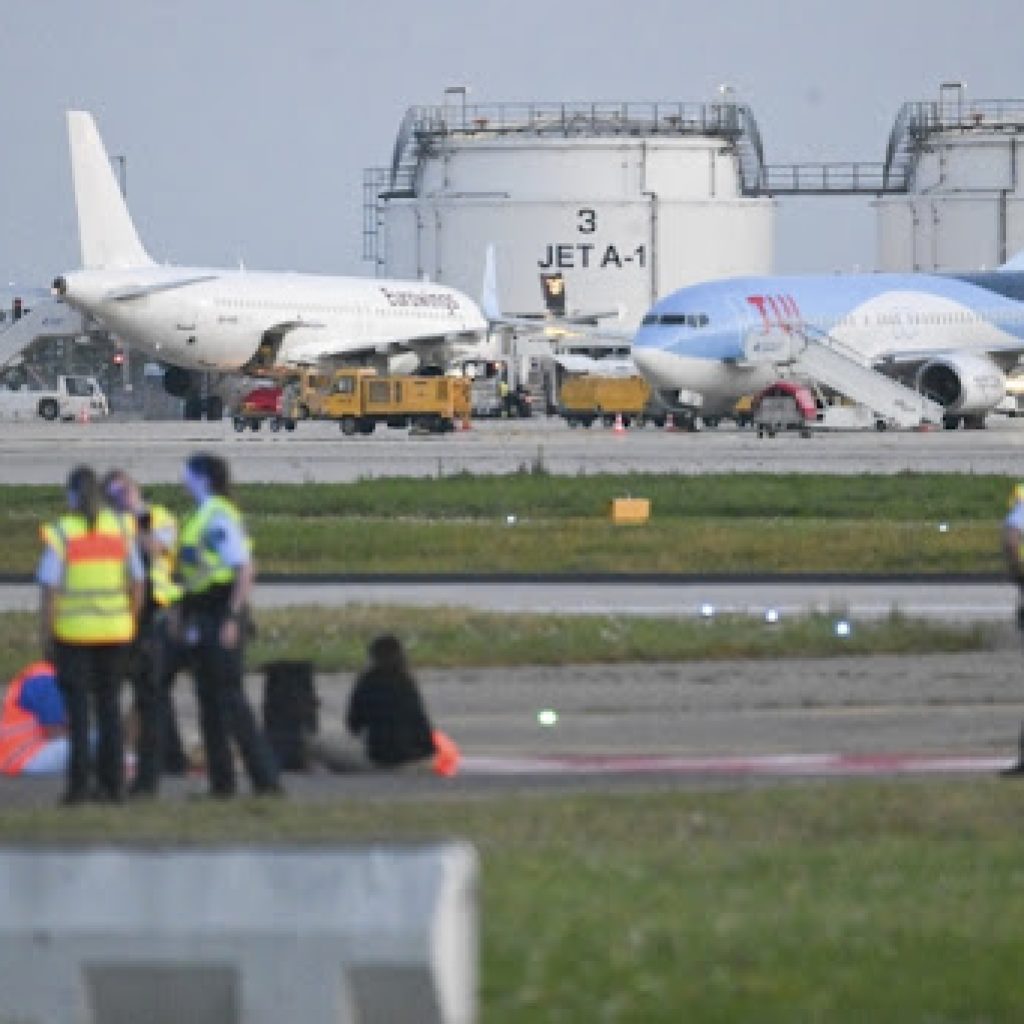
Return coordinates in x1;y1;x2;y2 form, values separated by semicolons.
404;101;753;140
387;100;765;200
883;98;1024;190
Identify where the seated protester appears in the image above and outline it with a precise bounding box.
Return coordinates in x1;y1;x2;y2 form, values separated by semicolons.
0;662;70;776
324;634;437;771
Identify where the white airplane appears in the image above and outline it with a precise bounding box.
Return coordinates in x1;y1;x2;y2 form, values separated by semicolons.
631;255;1024;428
52;111;489;417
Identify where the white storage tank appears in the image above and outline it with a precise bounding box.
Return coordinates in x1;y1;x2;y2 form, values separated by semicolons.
365;99;774;329
875;84;1024;272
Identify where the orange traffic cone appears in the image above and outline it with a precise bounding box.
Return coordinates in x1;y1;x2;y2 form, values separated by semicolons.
665;412;675;431
613;412;625;434
77;406;90;425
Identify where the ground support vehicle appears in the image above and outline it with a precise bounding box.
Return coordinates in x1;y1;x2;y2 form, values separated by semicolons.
752;380;819;438
459;359;534;419
232;386;296;433
287;369;471;435
558;375;663;428
0;375;108;422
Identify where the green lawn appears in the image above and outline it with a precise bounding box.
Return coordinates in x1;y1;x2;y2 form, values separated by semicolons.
0;606;994;683
2;782;1022;1022
0;473;1012;575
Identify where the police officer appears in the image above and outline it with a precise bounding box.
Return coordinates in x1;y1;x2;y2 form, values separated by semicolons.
38;465;144;804
1001;483;1024;775
177;453;281;797
103;470;187;796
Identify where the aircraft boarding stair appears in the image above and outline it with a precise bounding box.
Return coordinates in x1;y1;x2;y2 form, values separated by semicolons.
743;324;943;428
0;300;88;368
790;329;942;428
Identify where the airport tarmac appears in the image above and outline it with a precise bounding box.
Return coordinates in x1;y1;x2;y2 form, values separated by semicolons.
3;415;1021;805
1;649;1021;807
2;414;1024;483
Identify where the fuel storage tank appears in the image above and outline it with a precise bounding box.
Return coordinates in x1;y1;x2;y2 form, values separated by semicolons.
875;84;1024;272
364;99;774;329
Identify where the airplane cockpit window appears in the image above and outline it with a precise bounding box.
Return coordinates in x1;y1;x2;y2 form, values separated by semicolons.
643;313;710;327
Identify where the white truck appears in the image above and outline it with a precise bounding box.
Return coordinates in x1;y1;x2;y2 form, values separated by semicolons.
0;375;109;422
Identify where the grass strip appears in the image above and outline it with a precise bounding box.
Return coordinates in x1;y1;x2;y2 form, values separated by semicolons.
0;516;1005;576
0;473;1011;575
1;782;1023;1021
0;607;994;683
0;472;1015;520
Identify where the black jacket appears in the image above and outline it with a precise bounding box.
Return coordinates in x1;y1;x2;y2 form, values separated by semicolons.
345;667;435;767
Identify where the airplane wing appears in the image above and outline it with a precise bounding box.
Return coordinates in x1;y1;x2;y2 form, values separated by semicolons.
876;340;1024;373
277;324;475;367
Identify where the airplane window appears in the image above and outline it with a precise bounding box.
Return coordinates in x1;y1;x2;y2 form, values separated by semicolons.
698;314;709;327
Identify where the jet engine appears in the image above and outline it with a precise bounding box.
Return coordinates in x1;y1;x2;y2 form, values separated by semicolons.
915;353;1005;419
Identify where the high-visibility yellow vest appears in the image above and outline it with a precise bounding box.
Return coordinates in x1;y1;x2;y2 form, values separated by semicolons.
41;511;134;645
146;504;182;607
176;496;249;595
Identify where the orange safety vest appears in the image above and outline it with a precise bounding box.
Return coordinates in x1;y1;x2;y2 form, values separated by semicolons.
41;510;135;645
0;662;54;775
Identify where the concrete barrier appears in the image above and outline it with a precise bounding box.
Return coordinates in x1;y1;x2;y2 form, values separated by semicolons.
0;843;477;1024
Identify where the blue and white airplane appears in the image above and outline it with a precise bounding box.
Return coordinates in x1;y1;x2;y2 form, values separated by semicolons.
631;255;1024;427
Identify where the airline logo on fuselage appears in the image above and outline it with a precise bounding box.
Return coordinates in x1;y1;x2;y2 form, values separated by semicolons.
747;293;803;333
379;287;459;314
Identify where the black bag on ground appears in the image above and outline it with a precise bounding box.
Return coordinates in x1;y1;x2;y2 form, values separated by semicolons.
261;660;319;771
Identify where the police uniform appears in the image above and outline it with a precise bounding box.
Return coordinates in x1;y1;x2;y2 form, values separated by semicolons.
177;495;280;796
38;509;142;803
127;503;186;795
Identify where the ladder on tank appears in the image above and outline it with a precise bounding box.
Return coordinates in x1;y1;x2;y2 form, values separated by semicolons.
774;328;943;429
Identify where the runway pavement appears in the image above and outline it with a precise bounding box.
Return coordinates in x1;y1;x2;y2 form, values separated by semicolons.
0;578;1018;618
2;650;1021;808
3;414;1024;483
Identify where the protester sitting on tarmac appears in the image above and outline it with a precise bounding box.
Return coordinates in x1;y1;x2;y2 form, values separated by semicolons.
0;662;70;775
307;634;457;773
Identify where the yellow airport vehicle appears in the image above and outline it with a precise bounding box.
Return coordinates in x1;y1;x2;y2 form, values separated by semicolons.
286;368;471;435
558;375;660;428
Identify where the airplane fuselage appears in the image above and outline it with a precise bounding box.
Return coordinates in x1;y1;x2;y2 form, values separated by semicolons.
56;267;488;372
632;271;1024;415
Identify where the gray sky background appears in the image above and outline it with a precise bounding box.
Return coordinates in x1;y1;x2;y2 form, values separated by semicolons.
3;0;1023;291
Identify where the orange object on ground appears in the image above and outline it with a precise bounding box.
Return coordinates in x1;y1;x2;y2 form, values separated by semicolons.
432;729;461;777
0;662;55;775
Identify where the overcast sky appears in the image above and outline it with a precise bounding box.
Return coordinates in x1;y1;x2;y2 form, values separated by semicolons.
3;0;1023;291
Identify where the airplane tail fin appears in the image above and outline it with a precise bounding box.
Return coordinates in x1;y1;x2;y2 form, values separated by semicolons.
481;243;501;321
67;111;153;270
998;248;1024;273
